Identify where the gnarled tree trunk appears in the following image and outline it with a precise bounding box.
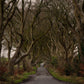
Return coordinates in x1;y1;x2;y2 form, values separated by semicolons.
8;60;14;75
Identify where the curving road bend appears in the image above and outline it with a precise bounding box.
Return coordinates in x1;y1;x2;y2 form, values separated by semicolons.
20;66;71;84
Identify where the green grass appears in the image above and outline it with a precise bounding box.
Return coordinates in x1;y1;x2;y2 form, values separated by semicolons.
14;72;29;84
14;79;23;84
33;66;37;71
48;68;84;84
6;67;37;84
1;57;8;62
14;70;36;84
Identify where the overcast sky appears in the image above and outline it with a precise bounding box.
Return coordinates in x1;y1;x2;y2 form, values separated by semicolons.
5;0;36;9
18;0;36;8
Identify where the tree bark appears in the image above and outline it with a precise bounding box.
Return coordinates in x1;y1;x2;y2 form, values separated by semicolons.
0;33;3;62
23;57;32;72
23;59;27;71
65;50;68;64
27;59;32;72
8;60;14;75
0;0;4;62
8;46;11;62
72;0;84;63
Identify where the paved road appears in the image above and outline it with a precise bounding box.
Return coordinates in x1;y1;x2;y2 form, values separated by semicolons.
21;66;71;84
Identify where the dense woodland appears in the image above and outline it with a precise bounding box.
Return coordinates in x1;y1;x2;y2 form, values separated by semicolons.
0;0;84;84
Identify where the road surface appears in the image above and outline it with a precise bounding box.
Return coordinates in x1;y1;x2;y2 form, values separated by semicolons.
20;66;71;84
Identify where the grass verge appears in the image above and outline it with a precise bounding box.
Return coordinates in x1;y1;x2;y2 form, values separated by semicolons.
14;71;36;84
48;68;84;84
6;67;37;84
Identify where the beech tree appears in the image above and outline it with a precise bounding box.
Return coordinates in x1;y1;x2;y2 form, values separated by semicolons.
0;0;84;78
0;0;18;62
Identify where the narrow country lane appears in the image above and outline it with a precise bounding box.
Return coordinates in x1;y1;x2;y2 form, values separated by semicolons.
20;66;71;84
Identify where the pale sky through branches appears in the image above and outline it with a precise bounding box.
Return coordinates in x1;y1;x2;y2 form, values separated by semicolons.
5;0;36;9
17;0;36;9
